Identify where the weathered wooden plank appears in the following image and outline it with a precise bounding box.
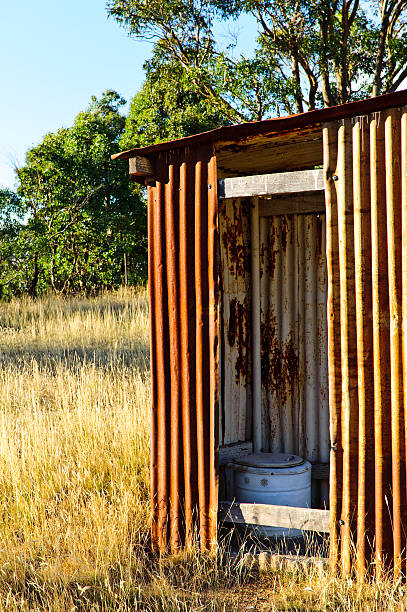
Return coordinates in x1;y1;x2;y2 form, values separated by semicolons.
129;155;153;177
259;193;325;217
219;169;323;199
216;132;323;178
218;501;330;533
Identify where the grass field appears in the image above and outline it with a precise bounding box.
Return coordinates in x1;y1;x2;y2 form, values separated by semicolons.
0;288;405;610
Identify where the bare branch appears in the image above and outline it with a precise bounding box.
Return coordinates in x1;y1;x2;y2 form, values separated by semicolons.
386;63;407;91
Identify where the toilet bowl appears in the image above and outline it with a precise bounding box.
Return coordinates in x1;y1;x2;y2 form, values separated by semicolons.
228;452;311;538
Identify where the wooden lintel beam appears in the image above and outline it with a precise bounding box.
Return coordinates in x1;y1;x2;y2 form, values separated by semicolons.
218;501;330;533
218;168;323;199
129;155;153;178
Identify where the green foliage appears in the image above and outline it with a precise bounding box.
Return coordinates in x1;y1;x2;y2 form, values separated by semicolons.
108;0;289;122
0;91;147;299
108;0;407;117
120;53;227;150
0;189;24;299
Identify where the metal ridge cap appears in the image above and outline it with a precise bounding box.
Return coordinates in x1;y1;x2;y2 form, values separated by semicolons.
111;89;407;160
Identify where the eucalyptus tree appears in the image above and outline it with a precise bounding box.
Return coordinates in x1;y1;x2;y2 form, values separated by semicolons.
119;54;228;151
1;91;147;298
108;0;286;123
108;0;407;118
0;189;25;299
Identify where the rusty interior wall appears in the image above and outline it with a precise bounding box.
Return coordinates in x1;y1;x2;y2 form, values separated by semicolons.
219;198;252;446
148;144;219;553
259;213;329;508
219;198;329;508
324;107;407;578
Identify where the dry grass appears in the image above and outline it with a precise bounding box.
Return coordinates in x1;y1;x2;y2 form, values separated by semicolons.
0;287;406;610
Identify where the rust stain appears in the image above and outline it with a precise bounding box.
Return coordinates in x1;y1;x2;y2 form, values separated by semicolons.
221;199;250;279
316;215;323;260
267;220;278;279
260;306;299;405
280;216;289;252
260;239;266;279
227;297;250;384
264;216;294;279
218;198;227;218
227;299;237;348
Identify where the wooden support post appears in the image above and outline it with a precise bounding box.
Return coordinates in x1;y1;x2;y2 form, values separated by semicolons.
353;116;374;580
323;122;342;574
336;118;358;577
370;111;392;574
402;106;407;581
385;109;404;579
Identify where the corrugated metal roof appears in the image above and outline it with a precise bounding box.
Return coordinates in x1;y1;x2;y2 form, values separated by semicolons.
112;89;407;160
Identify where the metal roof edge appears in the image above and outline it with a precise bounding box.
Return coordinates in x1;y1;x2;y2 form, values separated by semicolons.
111;89;407;161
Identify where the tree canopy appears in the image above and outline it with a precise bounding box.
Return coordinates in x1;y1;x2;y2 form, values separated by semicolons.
120;53;227;151
0;91;147;298
108;0;407;120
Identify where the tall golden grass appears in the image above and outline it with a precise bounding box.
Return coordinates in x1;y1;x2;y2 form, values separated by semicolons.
0;288;405;610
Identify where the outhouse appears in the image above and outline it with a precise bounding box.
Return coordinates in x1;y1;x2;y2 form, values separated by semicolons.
113;90;407;577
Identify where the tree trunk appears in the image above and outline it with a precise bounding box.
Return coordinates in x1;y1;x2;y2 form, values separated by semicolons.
372;4;390;97
319;7;335;107
291;54;304;113
28;252;39;298
338;0;349;103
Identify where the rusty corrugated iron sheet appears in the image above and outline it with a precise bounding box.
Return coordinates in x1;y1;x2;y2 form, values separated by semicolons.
219;198;252;445
112;90;407;161
259;213;329;508
324;107;407;579
148;144;219;552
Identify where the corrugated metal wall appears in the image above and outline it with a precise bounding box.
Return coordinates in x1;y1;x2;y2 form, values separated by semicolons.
219;198;252;445
219;199;330;507
145;101;407;571
324;107;407;578
259;213;329;507
148;144;219;552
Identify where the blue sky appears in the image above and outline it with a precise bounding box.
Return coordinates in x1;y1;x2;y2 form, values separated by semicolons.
0;1;153;189
0;1;258;191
